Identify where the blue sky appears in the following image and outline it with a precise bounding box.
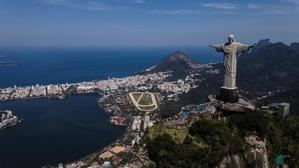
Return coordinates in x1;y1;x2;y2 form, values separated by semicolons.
0;0;298;47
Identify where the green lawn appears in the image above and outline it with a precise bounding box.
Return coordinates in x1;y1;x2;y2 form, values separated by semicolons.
147;124;188;143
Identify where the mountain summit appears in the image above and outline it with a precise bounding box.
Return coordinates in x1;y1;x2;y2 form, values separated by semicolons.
147;51;199;78
236;41;299;99
250;39;271;54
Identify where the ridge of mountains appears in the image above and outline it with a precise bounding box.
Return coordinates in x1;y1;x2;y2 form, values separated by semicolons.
149;39;299;114
150;39;299;75
238;40;299;95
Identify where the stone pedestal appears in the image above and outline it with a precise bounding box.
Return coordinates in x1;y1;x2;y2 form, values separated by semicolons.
217;87;239;103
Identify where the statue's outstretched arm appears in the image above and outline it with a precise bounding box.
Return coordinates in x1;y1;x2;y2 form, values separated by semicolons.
209;44;222;52
237;43;255;54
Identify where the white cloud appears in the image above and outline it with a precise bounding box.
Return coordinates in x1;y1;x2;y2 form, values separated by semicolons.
42;0;127;11
201;2;238;10
130;0;144;4
40;0;299;14
247;2;298;15
149;9;201;15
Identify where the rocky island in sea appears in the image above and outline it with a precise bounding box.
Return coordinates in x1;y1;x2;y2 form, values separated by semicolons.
0;110;22;130
1;38;299;168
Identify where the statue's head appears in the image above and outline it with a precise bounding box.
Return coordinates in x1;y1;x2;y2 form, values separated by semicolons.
228;34;235;43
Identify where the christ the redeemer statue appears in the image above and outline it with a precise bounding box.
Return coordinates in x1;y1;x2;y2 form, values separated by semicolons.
209;35;255;102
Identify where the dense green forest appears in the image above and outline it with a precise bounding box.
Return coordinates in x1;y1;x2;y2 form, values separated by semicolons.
145;112;299;168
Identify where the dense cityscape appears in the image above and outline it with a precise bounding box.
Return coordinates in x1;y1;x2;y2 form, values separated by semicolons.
0;71;203;102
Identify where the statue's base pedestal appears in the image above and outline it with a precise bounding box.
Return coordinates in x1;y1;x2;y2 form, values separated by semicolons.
217;87;239;103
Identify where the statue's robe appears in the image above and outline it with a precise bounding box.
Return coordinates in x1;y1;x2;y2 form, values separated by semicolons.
212;42;251;89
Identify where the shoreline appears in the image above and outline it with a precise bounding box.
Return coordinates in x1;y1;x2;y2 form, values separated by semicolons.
48;90;159;167
0;68;209;167
0;72;173;102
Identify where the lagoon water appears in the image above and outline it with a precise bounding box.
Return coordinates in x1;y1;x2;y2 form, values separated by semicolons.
0;47;221;168
0;95;125;168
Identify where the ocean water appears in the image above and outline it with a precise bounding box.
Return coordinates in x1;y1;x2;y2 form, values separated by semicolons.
0;47;221;168
0;47;221;88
